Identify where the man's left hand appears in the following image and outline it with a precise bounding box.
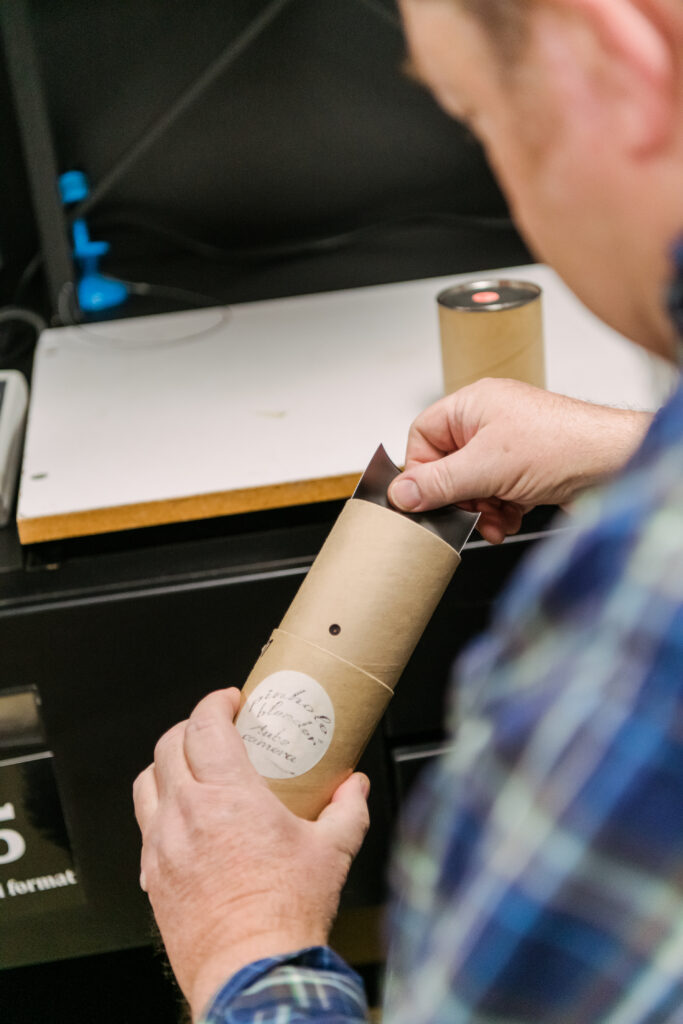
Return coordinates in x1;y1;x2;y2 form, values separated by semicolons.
133;687;370;1020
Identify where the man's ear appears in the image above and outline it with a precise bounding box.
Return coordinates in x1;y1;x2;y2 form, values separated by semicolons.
538;0;677;156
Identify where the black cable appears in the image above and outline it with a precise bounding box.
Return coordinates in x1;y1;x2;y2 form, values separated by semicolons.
94;209;518;264
53;277;225;331
13;252;43;302
13;207;518;312
121;279;226;309
13;207;518;321
0;306;47;334
0;304;47;361
71;0;295;222
62;279;230;350
95;214;243;263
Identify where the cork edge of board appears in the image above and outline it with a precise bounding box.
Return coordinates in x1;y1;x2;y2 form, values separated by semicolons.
16;472;361;544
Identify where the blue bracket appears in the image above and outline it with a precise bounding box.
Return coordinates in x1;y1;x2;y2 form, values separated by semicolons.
59;170;128;313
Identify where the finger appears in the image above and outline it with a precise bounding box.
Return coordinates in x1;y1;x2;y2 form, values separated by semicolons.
316;773;370;859
476;520;507;545
389;432;505;513
153;720;192;796
133;764;159;832
184;688;256;784
403;393;470;465
403;417;453;466
475;500;525;544
497;502;525;536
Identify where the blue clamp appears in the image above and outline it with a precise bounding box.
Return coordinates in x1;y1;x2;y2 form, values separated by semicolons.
59;170;128;313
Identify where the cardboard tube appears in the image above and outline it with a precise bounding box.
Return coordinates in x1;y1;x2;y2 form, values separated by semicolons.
237;629;393;819
438;278;545;394
237;497;461;819
280;499;459;687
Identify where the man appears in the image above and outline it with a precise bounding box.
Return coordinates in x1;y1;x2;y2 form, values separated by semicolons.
133;1;683;1020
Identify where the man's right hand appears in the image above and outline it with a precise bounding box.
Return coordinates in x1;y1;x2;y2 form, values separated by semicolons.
133;688;370;1021
388;378;651;544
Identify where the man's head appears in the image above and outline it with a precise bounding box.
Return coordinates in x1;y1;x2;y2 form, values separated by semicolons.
400;0;683;358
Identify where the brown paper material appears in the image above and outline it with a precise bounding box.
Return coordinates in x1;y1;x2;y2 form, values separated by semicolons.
236;497;461;819
280;499;460;688
238;628;393;819
438;281;545;394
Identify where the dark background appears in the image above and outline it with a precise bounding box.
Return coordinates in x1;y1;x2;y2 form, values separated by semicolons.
0;0;530;337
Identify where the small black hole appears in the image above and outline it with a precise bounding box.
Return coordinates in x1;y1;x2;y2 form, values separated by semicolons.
329;623;341;636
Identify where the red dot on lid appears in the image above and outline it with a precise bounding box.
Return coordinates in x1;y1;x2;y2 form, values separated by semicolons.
471;290;500;303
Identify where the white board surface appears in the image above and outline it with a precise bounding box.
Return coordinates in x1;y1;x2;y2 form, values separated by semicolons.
17;264;673;542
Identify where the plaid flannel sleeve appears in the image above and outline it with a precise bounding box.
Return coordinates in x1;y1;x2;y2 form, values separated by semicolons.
199;946;369;1024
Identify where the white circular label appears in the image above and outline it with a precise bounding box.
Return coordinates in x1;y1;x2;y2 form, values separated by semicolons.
237;671;335;780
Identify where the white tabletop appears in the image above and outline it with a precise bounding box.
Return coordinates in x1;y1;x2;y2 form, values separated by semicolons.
16;264;674;543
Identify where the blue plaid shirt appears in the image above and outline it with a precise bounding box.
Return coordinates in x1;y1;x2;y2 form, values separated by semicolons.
201;258;683;1024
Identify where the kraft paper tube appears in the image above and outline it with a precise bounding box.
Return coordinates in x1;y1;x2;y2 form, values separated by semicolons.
438;278;545;394
237;497;462;819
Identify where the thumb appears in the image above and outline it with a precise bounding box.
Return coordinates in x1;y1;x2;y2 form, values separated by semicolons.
389;439;498;512
184;688;255;784
316;773;370;858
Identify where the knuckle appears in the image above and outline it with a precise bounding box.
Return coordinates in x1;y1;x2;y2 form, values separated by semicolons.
405;420;424;456
140;850;159;892
132;767;150;798
185;712;214;737
410;404;431;432
153;721;185;762
430;458;455;504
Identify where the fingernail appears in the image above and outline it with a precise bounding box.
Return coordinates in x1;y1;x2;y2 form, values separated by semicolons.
139;870;147;893
390;478;421;511
359;774;371;799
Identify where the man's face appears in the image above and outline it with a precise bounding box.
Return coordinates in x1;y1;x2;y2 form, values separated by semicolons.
400;0;676;355
401;3;549;246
